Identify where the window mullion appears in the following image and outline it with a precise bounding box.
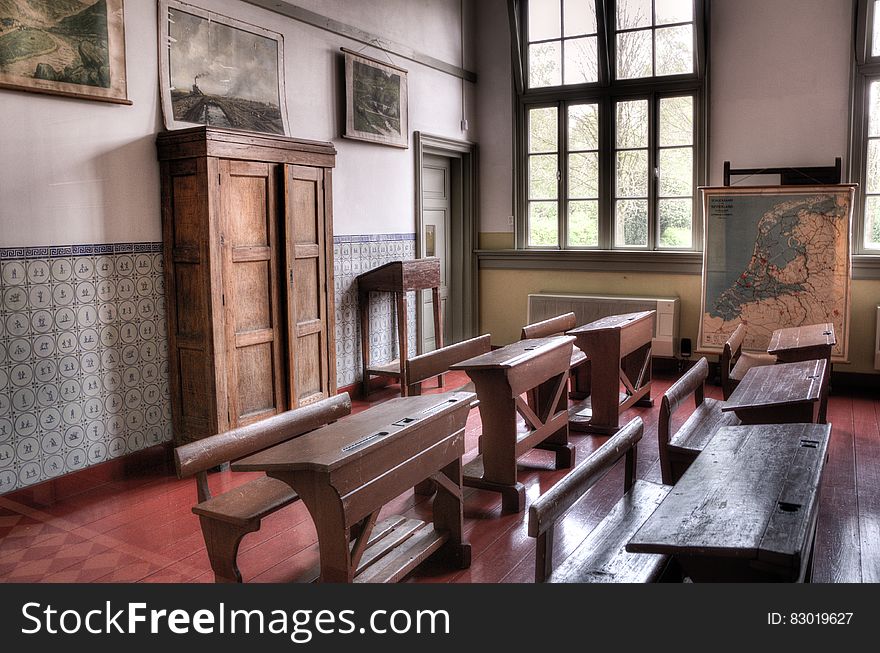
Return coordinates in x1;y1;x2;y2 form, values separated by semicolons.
559;99;567;248
600;96;613;249
649;93;658;250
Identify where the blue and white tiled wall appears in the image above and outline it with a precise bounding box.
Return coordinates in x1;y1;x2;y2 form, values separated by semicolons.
0;234;417;494
333;234;418;388
0;243;172;494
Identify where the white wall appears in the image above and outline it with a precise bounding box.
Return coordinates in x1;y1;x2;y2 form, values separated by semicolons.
708;0;853;185
0;0;476;246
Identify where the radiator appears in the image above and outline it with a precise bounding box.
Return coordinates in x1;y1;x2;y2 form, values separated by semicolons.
875;306;880;371
527;293;681;358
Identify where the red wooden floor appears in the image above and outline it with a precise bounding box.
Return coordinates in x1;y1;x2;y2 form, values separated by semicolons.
0;370;877;583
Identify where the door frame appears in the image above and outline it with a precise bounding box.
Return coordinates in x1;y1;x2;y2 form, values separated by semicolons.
414;131;479;352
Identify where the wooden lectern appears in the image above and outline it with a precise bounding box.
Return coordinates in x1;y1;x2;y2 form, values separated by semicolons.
567;311;655;434
357;258;442;396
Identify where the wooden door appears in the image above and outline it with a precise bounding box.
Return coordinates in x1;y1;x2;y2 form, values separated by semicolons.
420;154;451;353
219;159;287;428
285;165;331;406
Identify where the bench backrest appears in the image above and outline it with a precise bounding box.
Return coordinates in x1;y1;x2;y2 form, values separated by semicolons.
521;312;577;340
658;357;707;449
720;323;746;392
174;393;352;501
528;416;642;581
405;334;492;395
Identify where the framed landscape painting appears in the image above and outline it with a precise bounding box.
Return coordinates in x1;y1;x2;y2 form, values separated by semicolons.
343;48;408;148
697;185;854;362
158;0;289;136
0;0;130;104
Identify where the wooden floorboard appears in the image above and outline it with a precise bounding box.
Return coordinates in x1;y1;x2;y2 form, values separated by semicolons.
0;372;876;584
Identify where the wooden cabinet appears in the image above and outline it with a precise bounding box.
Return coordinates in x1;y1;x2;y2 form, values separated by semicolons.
157;127;337;444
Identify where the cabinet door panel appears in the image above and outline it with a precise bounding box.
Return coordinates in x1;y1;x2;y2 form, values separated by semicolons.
285;165;330;406
221;160;287;426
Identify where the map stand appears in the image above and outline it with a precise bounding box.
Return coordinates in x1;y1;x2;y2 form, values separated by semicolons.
723;158;841;186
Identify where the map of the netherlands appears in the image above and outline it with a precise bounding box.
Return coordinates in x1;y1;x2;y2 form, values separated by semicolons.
699;186;853;361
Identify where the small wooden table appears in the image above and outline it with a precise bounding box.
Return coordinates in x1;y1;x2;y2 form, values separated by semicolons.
627;422;832;582
721;359;826;424
450;336;575;513
768;323;835;422
357;258;442;397
233;391;473;583
566;311;655;434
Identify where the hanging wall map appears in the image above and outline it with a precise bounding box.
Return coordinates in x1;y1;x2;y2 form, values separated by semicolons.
698;185;854;361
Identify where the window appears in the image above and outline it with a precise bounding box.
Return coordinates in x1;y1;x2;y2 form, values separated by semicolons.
855;1;880;251
517;0;704;251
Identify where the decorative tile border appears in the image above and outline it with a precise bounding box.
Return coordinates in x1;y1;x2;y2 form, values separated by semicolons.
0;244;171;494
0;235;418;494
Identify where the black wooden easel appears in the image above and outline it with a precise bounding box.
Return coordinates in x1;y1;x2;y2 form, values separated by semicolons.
723;157;842;186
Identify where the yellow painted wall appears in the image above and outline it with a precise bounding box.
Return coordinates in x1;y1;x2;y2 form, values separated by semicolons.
479;267;880;374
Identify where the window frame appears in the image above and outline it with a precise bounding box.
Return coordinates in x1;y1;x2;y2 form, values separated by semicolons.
852;0;880;255
514;0;708;253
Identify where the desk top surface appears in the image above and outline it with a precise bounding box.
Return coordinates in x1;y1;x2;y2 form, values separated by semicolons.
628;422;831;562
449;336;574;371
232;391;473;473
567;310;655;335
721;359;826;412
768;323;836;355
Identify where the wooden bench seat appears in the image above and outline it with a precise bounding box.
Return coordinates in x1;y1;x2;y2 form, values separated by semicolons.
528;417;672;583
721;323;775;399
659;357;739;485
174;393;352;583
521;312;590;399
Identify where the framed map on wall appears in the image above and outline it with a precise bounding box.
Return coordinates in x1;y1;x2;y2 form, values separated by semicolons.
698;185;854;362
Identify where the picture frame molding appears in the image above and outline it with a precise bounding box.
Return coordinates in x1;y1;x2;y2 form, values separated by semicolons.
0;0;130;105
342;47;409;149
157;0;290;136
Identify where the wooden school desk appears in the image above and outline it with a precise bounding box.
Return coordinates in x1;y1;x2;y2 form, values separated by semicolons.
768;322;835;422
566;311;655;434
233;391;473;583
450;336;575;513
627;422;831;582
721;358;826;424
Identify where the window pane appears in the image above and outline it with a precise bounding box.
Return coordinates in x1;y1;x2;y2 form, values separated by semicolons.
564;0;597;36
870;81;880;138
659;199;693;248
616;150;649;197
874;0;880;57
660;96;694;146
616;100;649;148
615;200;649;247
568;200;599;246
569;152;599;198
656;25;694;76
865;196;880;248
564;36;598;84
529;42;562;88
529;155;559;199
617;0;651;30
656;0;693;25
529;202;559;246
617;29;653;79
529;107;558;153
659;148;693;196
868;140;880;194
568;103;599;150
529;0;561;41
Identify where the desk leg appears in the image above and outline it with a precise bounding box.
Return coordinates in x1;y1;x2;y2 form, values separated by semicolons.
396;292;409;396
432;457;470;568
359;289;371;398
294;477;354;583
533;371;575;469
463;374;525;513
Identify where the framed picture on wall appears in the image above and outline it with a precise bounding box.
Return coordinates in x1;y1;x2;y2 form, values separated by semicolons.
343;48;408;148
0;0;130;104
158;0;289;136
